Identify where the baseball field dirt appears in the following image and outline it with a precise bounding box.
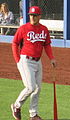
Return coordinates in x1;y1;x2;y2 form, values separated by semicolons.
0;43;70;85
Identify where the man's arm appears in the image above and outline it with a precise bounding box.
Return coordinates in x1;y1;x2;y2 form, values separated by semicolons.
44;44;56;67
12;42;20;63
12;27;23;63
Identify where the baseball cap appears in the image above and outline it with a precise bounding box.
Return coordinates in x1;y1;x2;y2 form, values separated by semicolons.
28;6;42;15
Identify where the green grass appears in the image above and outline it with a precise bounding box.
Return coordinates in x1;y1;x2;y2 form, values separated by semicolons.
0;78;70;120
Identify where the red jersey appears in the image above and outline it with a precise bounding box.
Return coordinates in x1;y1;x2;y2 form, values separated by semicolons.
12;22;54;62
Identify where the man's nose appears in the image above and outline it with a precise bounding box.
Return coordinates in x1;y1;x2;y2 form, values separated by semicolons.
31;15;35;18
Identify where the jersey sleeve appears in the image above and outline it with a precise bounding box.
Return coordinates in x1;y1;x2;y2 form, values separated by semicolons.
12;26;24;63
44;29;51;45
44;44;55;60
44;28;54;60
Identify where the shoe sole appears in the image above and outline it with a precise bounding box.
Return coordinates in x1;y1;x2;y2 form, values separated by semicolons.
11;104;20;120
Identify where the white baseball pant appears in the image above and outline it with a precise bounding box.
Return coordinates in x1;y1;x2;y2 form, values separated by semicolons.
14;55;42;117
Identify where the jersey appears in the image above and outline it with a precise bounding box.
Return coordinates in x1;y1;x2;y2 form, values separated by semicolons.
12;22;54;63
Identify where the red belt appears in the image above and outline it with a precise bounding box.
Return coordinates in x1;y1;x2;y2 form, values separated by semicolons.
26;56;40;62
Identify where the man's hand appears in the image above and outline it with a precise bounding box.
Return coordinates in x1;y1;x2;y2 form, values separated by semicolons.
51;59;56;68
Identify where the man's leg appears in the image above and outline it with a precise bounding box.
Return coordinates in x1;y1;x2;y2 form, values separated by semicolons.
11;56;37;119
29;60;42;118
14;56;37;108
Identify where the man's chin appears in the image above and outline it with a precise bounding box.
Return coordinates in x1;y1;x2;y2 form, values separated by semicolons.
32;22;39;25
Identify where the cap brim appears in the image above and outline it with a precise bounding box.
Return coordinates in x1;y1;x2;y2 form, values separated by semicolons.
28;13;40;16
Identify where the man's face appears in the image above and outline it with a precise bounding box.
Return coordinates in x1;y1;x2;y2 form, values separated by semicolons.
29;14;41;25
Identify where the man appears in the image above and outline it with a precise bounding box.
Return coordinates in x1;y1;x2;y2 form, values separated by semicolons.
11;6;56;120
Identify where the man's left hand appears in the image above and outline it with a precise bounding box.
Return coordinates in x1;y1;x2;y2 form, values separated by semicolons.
51;59;56;68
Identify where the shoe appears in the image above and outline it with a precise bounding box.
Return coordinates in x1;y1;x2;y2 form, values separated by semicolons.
29;114;43;120
11;104;21;120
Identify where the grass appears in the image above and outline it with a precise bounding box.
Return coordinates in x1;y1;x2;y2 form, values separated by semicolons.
0;78;70;120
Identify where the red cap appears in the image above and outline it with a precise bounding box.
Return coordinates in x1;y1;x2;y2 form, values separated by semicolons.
28;6;41;15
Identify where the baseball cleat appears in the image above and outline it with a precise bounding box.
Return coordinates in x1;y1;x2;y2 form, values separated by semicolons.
11;104;21;120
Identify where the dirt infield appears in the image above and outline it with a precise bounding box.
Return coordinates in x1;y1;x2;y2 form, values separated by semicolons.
0;43;70;85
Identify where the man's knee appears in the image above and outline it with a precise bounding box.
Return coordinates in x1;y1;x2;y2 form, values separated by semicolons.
28;86;36;94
